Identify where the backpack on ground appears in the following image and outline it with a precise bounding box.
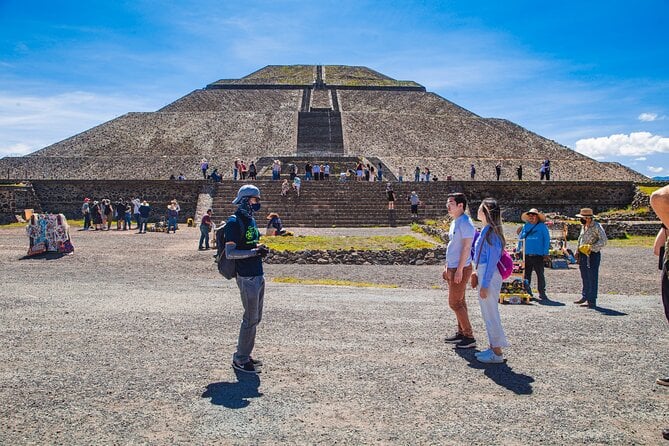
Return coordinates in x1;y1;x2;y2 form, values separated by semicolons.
215;215;245;280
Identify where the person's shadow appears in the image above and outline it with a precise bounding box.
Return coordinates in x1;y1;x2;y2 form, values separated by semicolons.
532;296;565;307
20;252;68;261
202;371;262;408
454;349;534;395
592;304;627;316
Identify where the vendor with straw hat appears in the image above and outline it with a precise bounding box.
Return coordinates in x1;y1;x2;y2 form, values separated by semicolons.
518;208;551;300
574;207;607;308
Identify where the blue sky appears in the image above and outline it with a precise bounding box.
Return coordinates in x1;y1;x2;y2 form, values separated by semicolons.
1;0;668;177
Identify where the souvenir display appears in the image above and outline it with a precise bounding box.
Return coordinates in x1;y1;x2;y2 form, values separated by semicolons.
545;219;573;268
26;213;74;256
499;278;532;304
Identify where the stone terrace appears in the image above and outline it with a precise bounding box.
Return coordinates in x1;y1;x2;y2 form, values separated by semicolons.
159;89;301;112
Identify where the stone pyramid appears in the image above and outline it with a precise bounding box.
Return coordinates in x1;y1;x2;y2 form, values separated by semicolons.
0;65;646;181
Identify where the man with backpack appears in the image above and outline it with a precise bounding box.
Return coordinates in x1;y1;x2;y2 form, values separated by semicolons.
223;185;269;374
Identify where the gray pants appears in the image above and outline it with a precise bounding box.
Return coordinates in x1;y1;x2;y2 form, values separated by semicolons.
234;275;265;364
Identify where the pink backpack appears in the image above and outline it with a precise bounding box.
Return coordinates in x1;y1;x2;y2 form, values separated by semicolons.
497;249;514;280
475;230;514;280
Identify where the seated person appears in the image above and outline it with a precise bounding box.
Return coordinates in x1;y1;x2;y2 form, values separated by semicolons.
266;212;287;236
210;169;222;182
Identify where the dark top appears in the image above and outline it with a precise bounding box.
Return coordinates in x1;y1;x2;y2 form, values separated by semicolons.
224;212;263;277
139;204;151;218
267;216;283;231
201;214;212;228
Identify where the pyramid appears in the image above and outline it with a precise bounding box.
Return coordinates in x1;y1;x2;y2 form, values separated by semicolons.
0;65;646;181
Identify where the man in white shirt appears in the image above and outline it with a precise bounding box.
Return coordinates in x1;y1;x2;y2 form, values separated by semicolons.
443;192;477;349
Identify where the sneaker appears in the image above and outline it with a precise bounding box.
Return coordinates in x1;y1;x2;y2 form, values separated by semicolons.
454;337;476;349
250;357;263;367
656;376;669;387
475;348;493;358
477;351;505;364
232;360;259;374
444;333;464;343
573;298;586;304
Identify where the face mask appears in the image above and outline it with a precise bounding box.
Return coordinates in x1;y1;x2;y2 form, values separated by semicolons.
251;203;262;212
580;218;587;224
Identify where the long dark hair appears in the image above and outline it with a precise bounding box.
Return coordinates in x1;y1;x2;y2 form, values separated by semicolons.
480;197;506;246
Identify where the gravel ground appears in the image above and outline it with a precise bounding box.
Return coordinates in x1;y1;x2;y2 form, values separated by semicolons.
0;225;667;445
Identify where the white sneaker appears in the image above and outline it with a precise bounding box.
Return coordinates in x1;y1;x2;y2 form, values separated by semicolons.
475;348;492;358
477;351;505;364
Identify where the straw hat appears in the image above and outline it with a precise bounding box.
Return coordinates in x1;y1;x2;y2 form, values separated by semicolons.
521;208;546;222
575;208;596;218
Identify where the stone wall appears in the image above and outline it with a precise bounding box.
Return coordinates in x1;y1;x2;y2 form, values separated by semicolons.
1;179;640;228
0;184;42;224
265;247;446;265
24;180;204;222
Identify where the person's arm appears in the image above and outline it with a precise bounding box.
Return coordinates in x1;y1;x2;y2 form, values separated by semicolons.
651;185;669;227
541;224;551;256
453;237;473;283
592;223;608;250
653;227;667;257
225;241;262;259
480;235;502;290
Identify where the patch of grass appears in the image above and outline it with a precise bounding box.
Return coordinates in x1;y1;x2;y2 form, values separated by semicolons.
263;235;436;252
410;223;426;235
607;234;655;248
272;277;398;288
638;185;661;195
599;206;651;217
0;218;83;229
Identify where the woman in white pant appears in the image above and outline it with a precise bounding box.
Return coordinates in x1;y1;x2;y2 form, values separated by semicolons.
471;197;510;363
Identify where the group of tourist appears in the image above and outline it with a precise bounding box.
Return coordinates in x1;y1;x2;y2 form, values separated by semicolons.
81;197;181;234
233;160;257;181
186;159;555;182
469;160;549;181
201;178;669;444
442;192;609;364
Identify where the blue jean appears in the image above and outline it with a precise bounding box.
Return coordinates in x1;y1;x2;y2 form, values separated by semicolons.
579;251;601;305
167;217;177;233
138;217;148;233
234;275;265;364
272;171;279;180
199;225;210;248
233;168;238;181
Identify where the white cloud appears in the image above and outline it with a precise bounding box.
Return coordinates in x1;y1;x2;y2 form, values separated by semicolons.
638;112;658;122
0;143;33;157
0;91;154;157
648;166;664;173
634;156;647;161
575;132;669;157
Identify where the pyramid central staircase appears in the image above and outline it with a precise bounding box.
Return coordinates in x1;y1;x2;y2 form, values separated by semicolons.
209;179;445;228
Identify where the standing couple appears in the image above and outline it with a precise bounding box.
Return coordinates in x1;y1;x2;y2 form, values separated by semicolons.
442;193;509;364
